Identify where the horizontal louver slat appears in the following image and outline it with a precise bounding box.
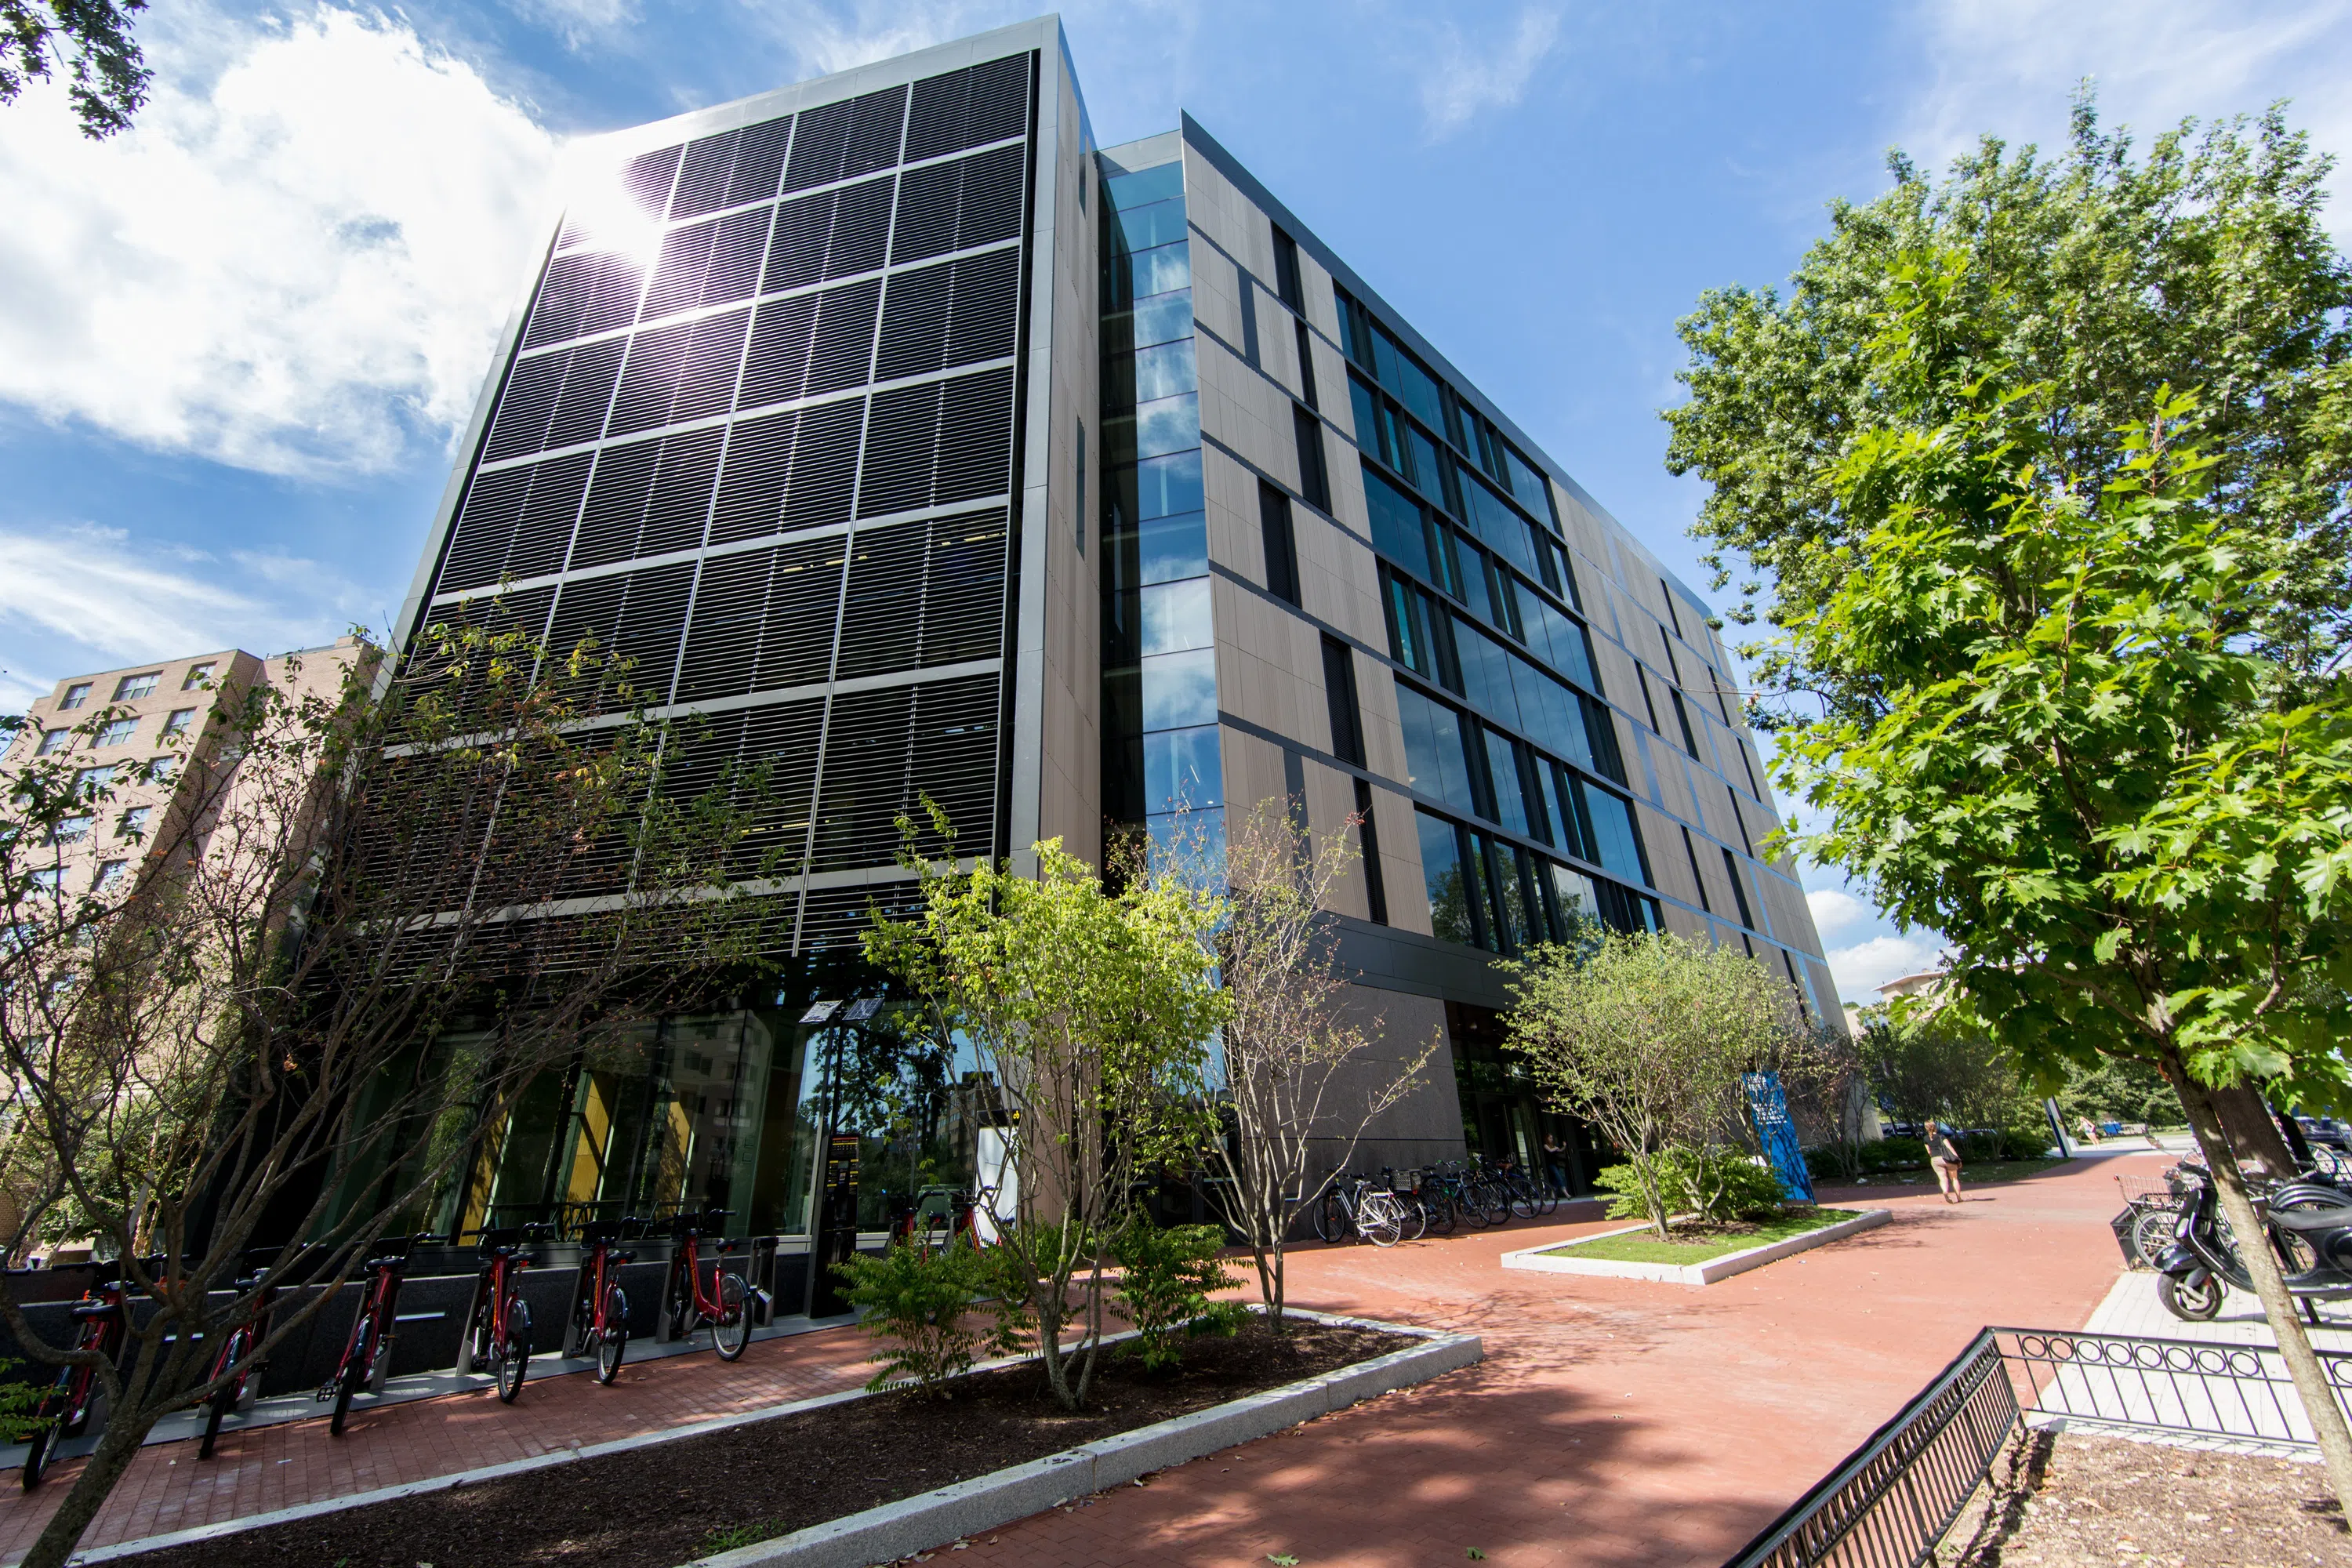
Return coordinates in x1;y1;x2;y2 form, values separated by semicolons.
782;84;907;194
811;673;999;871
873;248;1018;382
834;508;1009;679
523;252;644;350
903;54;1029;162
710;397;863;544
437;452;593;593
857;364;1014;518
889;143;1025;266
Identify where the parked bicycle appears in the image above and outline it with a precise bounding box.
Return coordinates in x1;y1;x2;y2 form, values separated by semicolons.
320;1232;447;1435
1313;1172;1406;1247
661;1209;752;1361
1388;1167;1453;1236
200;1247;298;1459
565;1219;639;1385
20;1257;151;1488
1375;1168;1429;1241
1489;1154;1559;1220
1421;1163;1487;1231
459;1223;554;1403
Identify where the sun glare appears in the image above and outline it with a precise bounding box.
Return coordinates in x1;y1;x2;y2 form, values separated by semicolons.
556;143;666;263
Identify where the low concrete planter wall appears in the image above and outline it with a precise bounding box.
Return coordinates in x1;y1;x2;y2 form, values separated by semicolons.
64;1310;1476;1568
692;1312;1483;1568
1500;1207;1892;1287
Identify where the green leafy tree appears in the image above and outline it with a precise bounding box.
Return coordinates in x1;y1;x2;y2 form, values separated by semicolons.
1737;364;2352;1500
1857;1007;2045;1139
864;823;1226;1411
1501;930;1809;1239
1664;96;2351;690
1109;1219;1244;1371
2;0;147;137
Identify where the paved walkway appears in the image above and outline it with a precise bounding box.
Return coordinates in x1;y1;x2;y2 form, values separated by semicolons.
0;1315;883;1563
0;1154;2143;1566
953;1156;2140;1568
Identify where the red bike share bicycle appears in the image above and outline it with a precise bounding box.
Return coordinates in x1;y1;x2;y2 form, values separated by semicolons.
320;1233;448;1435
459;1224;554;1403
20;1257;149;1488
200;1247;294;1459
661;1209;750;1361
564;1219;640;1385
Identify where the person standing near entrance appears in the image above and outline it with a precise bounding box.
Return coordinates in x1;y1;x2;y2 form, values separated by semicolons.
1925;1119;1964;1203
1541;1134;1567;1198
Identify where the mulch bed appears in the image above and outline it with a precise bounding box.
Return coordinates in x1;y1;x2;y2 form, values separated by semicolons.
1948;1430;2350;1566
123;1322;1409;1568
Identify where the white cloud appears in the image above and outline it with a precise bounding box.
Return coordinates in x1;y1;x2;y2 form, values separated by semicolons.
0;5;561;477
0;524;368;692
1824;932;1947;1004
1806;886;1875;940
1902;0;2352;235
512;0;642;51
737;0;1010;78
1416;6;1562;138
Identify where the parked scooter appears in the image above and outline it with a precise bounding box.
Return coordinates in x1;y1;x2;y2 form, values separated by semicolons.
2155;1162;2352;1321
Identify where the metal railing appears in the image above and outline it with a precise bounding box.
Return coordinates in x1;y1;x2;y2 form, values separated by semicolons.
1998;1326;2352;1450
1723;1325;2352;1568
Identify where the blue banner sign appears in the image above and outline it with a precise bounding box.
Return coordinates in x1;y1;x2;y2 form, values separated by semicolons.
1744;1070;1816;1203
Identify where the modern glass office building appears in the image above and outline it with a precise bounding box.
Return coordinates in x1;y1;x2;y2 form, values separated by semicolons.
388;16;1840;1245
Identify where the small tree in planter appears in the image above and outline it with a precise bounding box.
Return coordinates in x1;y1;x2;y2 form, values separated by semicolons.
1185;801;1439;1334
865;818;1226;1411
1501;929;1806;1240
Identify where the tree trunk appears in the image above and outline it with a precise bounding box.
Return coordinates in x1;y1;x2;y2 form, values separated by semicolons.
2209;1083;2298;1182
2169;1062;2352;1512
21;1400;157;1568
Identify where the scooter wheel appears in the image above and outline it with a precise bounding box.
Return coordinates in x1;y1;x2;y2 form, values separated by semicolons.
2159;1271;2224;1322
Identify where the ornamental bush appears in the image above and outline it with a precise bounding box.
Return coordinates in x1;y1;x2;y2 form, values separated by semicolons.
839;1238;995;1397
1594;1143;1787;1227
1111;1220;1246;1370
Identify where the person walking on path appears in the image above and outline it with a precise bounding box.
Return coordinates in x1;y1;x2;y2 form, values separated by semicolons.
1925;1119;1964;1203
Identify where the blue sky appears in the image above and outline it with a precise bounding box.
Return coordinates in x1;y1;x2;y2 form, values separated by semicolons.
2;0;2347;1003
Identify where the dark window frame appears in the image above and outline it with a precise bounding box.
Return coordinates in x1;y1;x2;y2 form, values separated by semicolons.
1258;480;1300;605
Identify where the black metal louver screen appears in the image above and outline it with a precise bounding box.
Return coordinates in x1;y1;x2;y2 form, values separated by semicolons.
417;51;1035;956
809;673;1000;871
875;248;1020;381
858;365;1016;517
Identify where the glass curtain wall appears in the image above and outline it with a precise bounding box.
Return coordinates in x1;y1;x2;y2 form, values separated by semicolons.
1339;283;1661;949
1099;155;1221;869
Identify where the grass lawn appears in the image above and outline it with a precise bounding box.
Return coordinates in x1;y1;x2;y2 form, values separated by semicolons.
1542;1207;1858;1266
1841;1157;2067;1189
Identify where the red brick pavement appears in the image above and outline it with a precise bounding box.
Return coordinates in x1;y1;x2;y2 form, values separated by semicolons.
0;1319;882;1562
949;1156;2140;1568
0;1155;2144;1566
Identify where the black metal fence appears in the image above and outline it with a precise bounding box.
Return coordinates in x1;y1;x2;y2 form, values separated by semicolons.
1722;1325;2352;1568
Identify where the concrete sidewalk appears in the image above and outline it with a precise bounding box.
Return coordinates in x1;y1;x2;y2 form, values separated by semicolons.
0;1155;2142;1566
946;1157;2138;1567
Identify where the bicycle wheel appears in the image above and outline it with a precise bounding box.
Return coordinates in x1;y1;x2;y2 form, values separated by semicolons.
595;1287;628;1385
1509;1179;1539;1221
1359;1193;1405;1247
1312;1190;1348;1243
1421;1190;1457;1236
712;1273;750;1361
201;1330;249;1459
1452;1185;1487;1229
330;1319;369;1436
20;1419;52;1490
495;1316;530;1404
1395;1193;1427;1242
2129;1207;2178;1269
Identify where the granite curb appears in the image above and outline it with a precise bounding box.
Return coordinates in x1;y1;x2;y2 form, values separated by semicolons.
1499;1207;1893;1286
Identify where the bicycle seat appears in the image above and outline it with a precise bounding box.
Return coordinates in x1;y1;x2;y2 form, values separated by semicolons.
609;1250;637;1266
2273;1204;2352;1232
70;1298;119;1319
718;1237;746;1254
580;1221;622;1244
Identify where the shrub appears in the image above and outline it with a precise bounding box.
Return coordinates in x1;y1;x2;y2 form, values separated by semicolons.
1111;1220;1246;1370
1593;1143;1788;1227
839;1238;996;1396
